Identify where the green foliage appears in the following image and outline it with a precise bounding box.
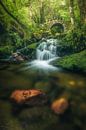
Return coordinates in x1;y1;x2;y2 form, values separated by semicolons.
0;45;13;53
27;43;37;49
0;0;86;59
9;32;23;48
55;50;86;73
51;23;64;35
59;26;86;54
0;45;13;59
0;0;70;39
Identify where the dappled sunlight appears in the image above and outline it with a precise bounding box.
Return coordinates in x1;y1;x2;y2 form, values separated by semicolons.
68;80;85;88
49;71;86;89
68;80;76;86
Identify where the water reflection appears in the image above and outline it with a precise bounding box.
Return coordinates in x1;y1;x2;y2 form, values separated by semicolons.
0;62;86;130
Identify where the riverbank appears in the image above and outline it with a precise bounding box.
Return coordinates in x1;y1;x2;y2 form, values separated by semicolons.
53;50;86;73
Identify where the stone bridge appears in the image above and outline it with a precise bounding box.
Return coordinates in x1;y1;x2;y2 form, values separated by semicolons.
44;19;65;30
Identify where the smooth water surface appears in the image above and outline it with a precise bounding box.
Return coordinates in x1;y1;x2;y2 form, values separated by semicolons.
0;61;86;130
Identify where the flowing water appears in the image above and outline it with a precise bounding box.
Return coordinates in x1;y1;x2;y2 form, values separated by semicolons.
36;39;57;60
0;39;86;130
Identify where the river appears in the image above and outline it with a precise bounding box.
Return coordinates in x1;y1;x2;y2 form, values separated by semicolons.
0;39;86;130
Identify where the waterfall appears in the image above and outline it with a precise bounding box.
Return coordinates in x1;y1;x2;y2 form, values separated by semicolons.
36;39;57;60
21;39;59;72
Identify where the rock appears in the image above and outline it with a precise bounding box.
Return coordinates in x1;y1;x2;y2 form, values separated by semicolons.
9;52;28;62
51;98;69;114
12;53;18;57
13;52;24;61
10;89;47;106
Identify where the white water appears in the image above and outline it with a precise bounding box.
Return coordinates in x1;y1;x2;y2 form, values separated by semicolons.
21;39;59;72
36;39;57;60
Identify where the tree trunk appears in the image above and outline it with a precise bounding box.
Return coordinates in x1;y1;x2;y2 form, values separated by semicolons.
0;0;27;30
69;0;75;25
40;1;45;24
78;0;86;24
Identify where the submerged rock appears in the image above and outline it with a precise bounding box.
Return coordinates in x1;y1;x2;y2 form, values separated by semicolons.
10;89;47;106
51;98;69;114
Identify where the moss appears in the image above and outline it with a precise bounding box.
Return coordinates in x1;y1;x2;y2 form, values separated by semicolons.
57;28;86;56
54;50;86;73
0;45;13;59
27;43;37;49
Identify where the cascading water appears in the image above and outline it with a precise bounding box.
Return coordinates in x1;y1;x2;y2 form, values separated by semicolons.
36;39;57;60
21;39;59;72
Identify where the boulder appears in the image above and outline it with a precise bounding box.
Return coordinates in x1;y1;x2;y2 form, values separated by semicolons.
10;89;47;106
51;98;69;114
9;52;28;62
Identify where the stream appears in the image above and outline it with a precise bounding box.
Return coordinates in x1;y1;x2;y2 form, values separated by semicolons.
0;39;86;130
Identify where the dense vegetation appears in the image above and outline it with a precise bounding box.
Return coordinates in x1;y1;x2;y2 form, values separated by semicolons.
0;0;86;72
0;1;86;130
53;50;86;73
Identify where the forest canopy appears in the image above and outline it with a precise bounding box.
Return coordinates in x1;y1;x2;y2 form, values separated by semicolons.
0;0;86;58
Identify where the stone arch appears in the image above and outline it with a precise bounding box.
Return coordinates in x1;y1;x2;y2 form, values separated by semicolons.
50;22;64;34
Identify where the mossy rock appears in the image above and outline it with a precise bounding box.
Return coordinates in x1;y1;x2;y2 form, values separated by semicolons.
53;50;86;73
27;43;37;49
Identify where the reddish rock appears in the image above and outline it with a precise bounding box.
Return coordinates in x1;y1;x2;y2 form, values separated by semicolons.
51;98;69;114
10;89;47;105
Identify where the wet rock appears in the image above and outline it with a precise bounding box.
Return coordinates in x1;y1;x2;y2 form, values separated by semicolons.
9;52;28;62
51;98;69;114
10;89;47;106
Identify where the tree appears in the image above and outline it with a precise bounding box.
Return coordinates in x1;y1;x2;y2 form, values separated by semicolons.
39;0;45;24
0;0;27;30
69;0;75;25
77;0;86;24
